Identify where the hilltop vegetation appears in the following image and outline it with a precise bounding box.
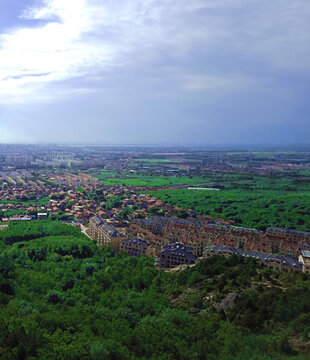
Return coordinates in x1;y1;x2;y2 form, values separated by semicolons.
0;220;86;245
0;221;309;359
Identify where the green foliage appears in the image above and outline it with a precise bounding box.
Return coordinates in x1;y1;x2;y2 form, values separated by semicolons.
76;187;86;194
1;209;27;217
0;222;309;359
65;201;75;210
0;220;84;245
0;197;50;207
0;255;15;303
50;213;75;221
105;195;123;208
93;170;212;187
135;158;171;163
147;178;310;230
7;236;96;261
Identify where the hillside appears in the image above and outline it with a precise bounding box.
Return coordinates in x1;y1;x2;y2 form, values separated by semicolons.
0;221;309;359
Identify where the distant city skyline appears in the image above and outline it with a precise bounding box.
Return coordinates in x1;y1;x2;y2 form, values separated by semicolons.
0;0;309;145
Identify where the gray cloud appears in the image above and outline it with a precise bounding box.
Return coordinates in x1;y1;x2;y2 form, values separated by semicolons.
0;0;309;144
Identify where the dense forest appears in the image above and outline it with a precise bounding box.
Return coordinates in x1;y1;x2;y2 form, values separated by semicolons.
0;221;309;359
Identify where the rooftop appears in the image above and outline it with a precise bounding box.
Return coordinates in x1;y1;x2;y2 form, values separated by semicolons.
267;227;310;236
161;248;196;259
301;250;310;258
162;242;194;252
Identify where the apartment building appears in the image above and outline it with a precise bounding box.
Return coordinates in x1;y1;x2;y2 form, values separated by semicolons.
160;243;196;268
267;227;310;244
120;238;150;257
88;216;122;250
131;216;310;259
204;245;303;273
298;250;310;274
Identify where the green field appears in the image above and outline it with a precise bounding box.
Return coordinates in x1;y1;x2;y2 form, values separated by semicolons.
147;177;310;231
94;170;310;189
91;170;310;230
135;158;171;163
92;170;261;187
101;176;209;187
94;171;212;187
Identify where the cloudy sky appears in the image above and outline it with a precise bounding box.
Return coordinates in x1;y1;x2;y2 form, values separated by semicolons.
0;0;309;145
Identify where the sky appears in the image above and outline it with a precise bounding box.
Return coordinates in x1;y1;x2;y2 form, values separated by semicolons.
0;0;309;145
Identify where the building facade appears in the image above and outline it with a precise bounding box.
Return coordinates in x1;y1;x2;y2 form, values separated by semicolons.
298;250;310;274
160;243;196;268
204;245;303;273
120;238;150;257
88;216;122;250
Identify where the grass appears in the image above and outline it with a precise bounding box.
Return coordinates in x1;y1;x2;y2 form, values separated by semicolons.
93;170;216;187
99;175;212;187
1;209;29;217
90;170;310;230
93;170;310;190
135;159;171;163
92;170;260;187
0;197;50;206
145;176;310;231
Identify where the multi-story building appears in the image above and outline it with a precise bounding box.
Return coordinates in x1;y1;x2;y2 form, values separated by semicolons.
132;218;164;235
279;243;299;258
204;245;302;273
88;216;102;239
78;173;101;187
298;250;310;274
267;227;310;244
130;216;310;260
88;216;122;250
160;243;196;268
120;238;150;257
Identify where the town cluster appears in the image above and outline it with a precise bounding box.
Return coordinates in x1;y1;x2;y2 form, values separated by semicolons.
0;173;172;222
1;169;310;273
1;143;309;178
0;145;309;274
1;169;310;274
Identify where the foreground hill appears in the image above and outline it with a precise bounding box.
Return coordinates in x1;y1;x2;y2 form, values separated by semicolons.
0;221;309;359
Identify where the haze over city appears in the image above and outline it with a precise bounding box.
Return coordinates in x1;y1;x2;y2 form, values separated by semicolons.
0;0;310;144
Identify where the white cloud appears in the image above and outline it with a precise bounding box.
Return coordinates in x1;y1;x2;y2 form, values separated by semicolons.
0;0;309;104
0;0;114;103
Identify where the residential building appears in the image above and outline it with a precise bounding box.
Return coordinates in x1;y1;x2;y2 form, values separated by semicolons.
204;245;302;272
266;227;310;244
298;250;310;274
120;238;150;257
160;243;196;268
88;216;123;250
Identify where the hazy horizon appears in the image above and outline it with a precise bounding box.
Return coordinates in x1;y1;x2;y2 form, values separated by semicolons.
1;142;310;152
0;0;309;144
